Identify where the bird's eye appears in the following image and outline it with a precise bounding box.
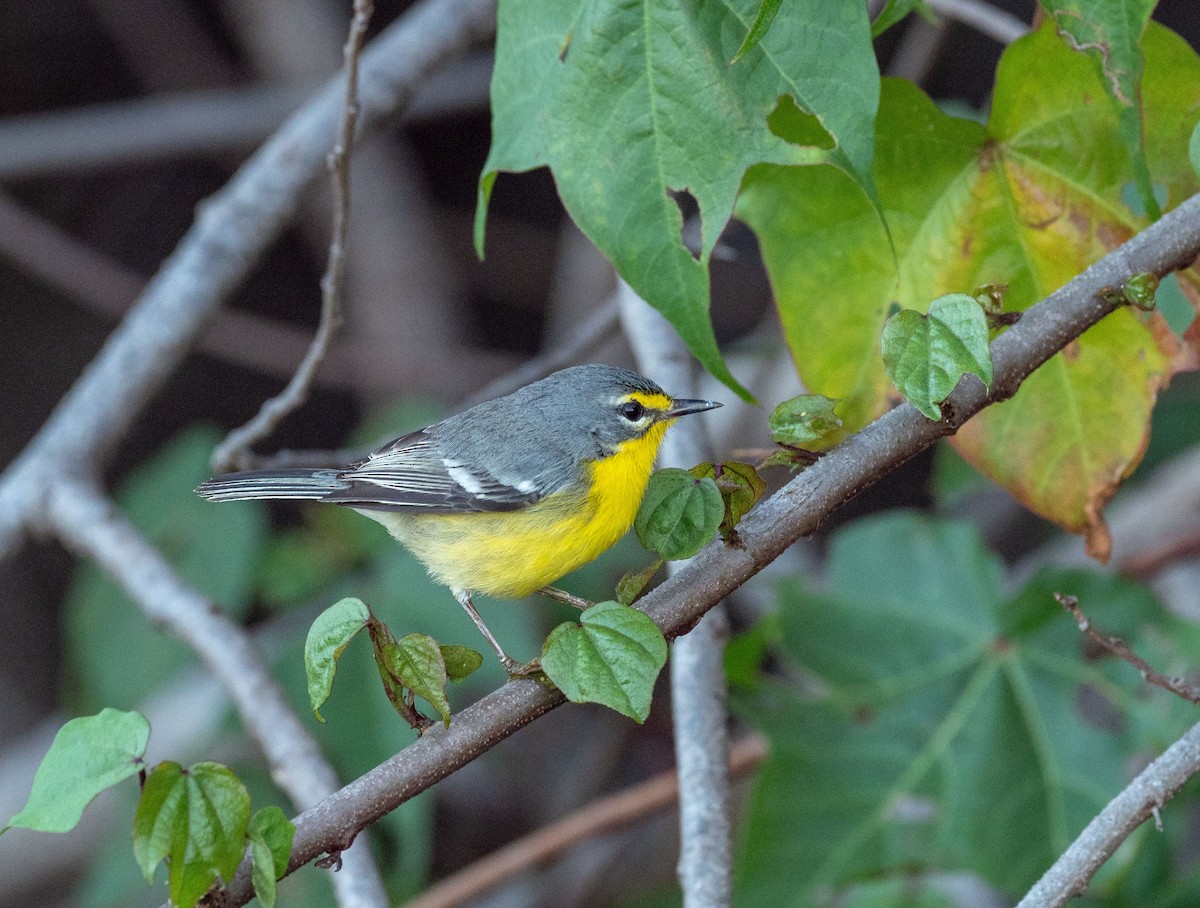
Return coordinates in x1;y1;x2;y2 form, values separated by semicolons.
619;400;645;422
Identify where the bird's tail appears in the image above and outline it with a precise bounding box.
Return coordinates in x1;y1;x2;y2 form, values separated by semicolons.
195;469;351;503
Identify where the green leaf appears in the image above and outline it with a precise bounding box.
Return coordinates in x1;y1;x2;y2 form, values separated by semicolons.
634;468;724;560
248;806;294;908
133;761;251;908
439;645;484;682
379;634;452;727
65;427;267;712
768;394;844;447
871;0;924;38
729;0;782;64
615;559;664;606
541;601;668;723
305;597;371;722
689;461;766;540
735;512;1170;903
740;22;1199;549
479;0;883;399
5;708;149;833
1040;0;1160;219
881;293;993;420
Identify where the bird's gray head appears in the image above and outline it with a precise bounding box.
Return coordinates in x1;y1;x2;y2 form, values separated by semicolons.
506;364;721;457
435;364;721;482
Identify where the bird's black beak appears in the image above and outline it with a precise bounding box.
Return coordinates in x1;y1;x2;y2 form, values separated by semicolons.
665;398;723;419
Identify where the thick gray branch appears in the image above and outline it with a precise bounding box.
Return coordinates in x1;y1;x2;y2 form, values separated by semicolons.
618;281;733;908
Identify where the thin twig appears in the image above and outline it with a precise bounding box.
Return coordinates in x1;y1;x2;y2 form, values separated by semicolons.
1055;593;1200;705
405;735;767;908
207;192;1200;908
45;477;386;907
618;280;733;908
1016;719;1200;908
0;0;500;560
212;0;374;473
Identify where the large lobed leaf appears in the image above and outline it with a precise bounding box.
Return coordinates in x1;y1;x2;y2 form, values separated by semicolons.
738;22;1200;555
736;513;1175;903
478;0;883;399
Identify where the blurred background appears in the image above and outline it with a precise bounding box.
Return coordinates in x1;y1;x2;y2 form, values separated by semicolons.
2;1;1200;906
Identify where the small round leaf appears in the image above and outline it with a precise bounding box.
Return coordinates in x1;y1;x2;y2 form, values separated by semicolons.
634;468;723;560
541;601;668;723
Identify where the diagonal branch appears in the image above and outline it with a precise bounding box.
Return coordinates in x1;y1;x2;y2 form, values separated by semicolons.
0;0;498;560
211;190;1200;908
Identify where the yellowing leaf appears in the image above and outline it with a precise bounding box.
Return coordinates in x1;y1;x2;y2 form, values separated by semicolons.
739;22;1200;552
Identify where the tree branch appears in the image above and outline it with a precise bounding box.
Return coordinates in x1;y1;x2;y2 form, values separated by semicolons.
211;180;1200;908
1016;719;1200;908
618;280;734;908
0;0;498;559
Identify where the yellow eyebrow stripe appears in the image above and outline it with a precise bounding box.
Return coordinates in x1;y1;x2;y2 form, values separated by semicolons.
623;390;673;410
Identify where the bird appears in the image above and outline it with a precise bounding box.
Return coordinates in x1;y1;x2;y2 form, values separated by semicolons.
197;364;722;674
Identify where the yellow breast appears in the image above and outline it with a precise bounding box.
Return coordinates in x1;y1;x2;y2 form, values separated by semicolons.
366;421;670;599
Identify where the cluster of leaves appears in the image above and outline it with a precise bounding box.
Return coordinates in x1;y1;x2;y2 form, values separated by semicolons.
5;710;294;908
306;596;482;730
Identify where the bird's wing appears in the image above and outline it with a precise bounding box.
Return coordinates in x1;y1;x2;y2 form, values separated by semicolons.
326;429;543;513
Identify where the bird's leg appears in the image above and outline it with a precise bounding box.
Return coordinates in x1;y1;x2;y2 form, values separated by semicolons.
537;586;594;611
453;589;539;677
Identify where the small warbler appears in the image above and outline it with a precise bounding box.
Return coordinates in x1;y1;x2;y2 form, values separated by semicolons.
197;364;721;673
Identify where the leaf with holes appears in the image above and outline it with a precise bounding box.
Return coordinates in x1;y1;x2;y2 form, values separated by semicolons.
881;293;992;420
541;601;668;723
478;0;883;399
305;597;371;722
5;708;149;834
1040;0;1160;219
